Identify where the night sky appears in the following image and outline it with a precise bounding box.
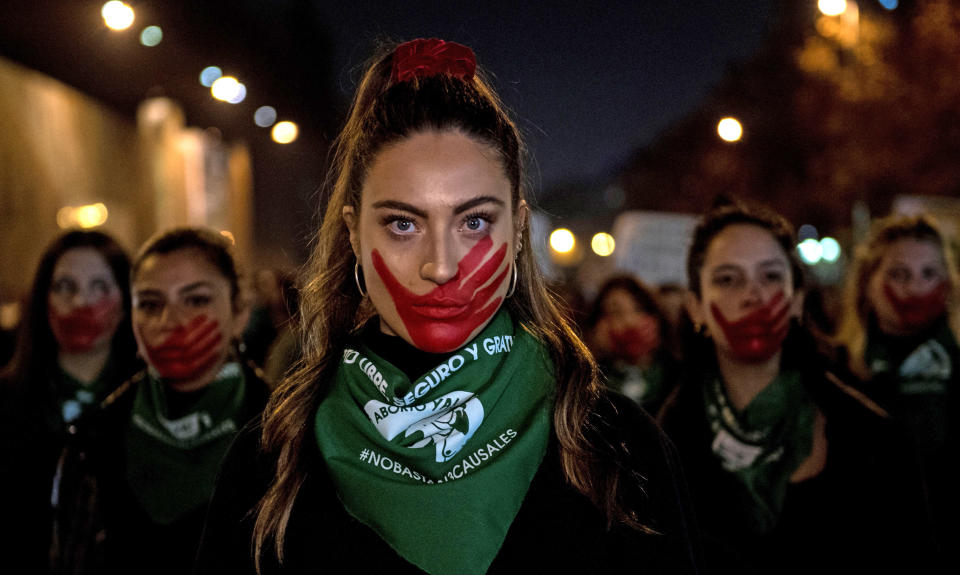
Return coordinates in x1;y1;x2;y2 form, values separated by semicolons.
311;1;778;191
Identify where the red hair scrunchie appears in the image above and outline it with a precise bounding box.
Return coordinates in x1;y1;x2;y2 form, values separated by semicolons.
391;38;476;83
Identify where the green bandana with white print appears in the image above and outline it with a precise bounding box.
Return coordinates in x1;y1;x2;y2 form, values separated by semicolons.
315;309;554;575
125;361;246;525
702;370;816;534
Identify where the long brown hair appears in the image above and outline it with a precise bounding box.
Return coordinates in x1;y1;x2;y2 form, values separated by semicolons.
834;213;960;378
254;41;650;568
1;230;138;397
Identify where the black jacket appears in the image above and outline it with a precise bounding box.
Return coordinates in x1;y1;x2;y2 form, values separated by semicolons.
658;329;940;574
195;390;705;574
49;362;270;575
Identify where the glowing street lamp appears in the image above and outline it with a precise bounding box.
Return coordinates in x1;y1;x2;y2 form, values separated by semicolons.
102;2;135;31
550;228;576;254
717;117;743;142
271;121;299;144
818;0;847;16
591;232;616;257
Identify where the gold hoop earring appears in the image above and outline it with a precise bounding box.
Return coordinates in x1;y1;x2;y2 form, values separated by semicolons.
505;264;518;298
354;259;367;298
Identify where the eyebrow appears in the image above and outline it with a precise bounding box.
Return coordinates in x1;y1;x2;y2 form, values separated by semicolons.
371;195;506;218
134;281;214;298
710;259;786;273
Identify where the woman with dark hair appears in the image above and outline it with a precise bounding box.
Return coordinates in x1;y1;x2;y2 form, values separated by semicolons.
656;202;936;574
834;212;960;561
48;227;269;575
196;39;702;574
0;229;139;571
587;274;678;413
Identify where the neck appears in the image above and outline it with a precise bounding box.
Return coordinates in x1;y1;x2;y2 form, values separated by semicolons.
58;345;111;384
716;348;782;411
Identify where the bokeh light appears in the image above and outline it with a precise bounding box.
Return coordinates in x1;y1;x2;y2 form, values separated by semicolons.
798;224;818;241
57;203;109;229
820;237;841;262
717;117;743;142
102;2;135;31
797;238;823;265
140;26;163;47
550;228;576;254
220;230;236;245
211;76;245;103
818;0;847;17
254;106;278;128
271;121;299;144
591;233;616;257
200;66;222;87
878;0;898;9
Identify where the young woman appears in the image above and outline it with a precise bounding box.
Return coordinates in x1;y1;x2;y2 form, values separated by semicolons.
587;274;678;413
196;39;702;574
834;213;959;560
0;230;138;572
656;203;936;574
48;227;270;575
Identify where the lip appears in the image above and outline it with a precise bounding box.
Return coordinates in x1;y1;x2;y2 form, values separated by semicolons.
411;303;470;319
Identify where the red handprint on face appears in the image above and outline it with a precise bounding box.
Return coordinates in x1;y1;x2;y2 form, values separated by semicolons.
48;297;122;353
883;282;948;331
143;314;224;380
606;315;661;362
711;291;790;362
372;235;510;353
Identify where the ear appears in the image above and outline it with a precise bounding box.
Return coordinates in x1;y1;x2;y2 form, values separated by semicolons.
514;199;529;256
342;206;360;258
684;290;705;330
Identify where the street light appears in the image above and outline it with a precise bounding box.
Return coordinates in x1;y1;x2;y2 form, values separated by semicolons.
717;117;743;142
818;0;847;16
101;2;135;31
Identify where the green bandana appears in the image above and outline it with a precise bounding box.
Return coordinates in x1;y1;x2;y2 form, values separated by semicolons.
316;309;554;575
604;360;666;407
865;319;958;455
125;362;247;525
56;356;116;424
702;371;816;534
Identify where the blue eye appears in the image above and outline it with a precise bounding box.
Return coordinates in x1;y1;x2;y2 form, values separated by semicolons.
462;211;493;233
466;217;484;230
382;214;418;236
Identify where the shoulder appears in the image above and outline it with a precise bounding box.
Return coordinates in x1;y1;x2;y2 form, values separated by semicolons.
806;367;890;422
588;388;687;495
590;388;665;447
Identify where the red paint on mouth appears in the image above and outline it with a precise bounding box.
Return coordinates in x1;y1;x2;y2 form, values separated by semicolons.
711;291;790;362
48;297;121;353
372;235;510;352
884;282;948;331
142;314;223;380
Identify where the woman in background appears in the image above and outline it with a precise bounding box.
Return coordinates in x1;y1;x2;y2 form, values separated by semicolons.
587;274;678;413
834;212;959;563
49;227;269;575
0;229;138;570
657;202;936;574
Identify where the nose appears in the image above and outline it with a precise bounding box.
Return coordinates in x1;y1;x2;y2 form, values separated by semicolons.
157;304;187;330
742;279;764;308
420;233;459;285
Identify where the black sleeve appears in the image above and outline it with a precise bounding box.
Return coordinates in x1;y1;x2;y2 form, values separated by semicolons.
597;391;707;574
194;420;270;575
